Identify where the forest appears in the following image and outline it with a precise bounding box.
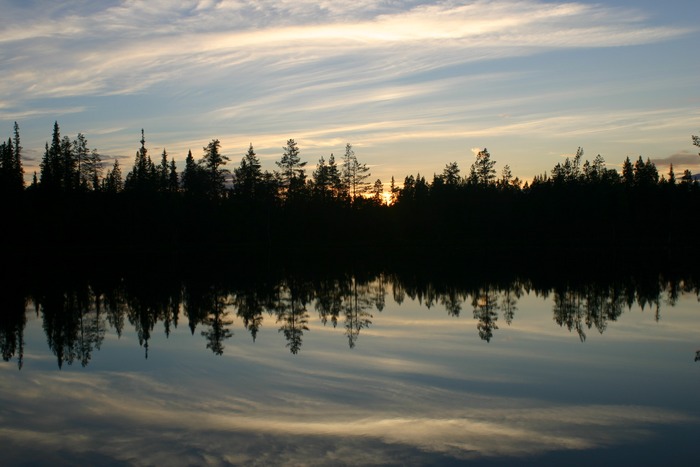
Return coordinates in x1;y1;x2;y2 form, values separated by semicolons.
2;121;700;267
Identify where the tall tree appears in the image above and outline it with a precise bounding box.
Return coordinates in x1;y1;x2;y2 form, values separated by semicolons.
442;161;461;186
73;133;101;191
3;122;24;192
622;157;634;186
341;143;371;199
182;149;204;196
124;129;157;192
633;156;658;187
168;159;179;193
371;179;384;204
103;160;123;193
233;143;262;199
468;148;496;186
158;149;170;192
275;139;306;198
38;121;68;191
0;133;23;193
200;139;230;198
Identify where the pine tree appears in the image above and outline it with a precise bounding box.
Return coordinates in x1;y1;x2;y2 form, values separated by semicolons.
311;154;342;200
60;135;76;191
668;164;676;185
442;161;461;186
275;139;306;198
182;149;204;196
468;148;496;186
233;143;262;199
158;149;170;192
103;160;123;193
340;143;370;199
168;159;179;193
39;121;65;191
200;139;230;198
622;157;634;186
124;129;157;192
372;179;384;204
9;122;24;191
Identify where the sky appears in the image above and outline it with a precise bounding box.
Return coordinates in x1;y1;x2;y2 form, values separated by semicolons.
2;0;699;186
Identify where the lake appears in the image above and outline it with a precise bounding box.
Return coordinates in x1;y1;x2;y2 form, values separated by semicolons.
1;268;698;466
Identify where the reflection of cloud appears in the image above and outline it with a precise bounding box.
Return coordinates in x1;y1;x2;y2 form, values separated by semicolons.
0;363;696;465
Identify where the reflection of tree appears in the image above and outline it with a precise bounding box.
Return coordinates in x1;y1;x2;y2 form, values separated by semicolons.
441;288;464;317
344;279;373;349
500;287;520;325
313;275;376;348
183;282;233;355
275;280;311;354
314;277;346;328
372;274;387;312
553;289;586;341
472;289;500;342
201;294;233;356
39;284;105;368
234;287;265;341
391;277;405;305
4;265;694;366
0;284;27;369
552;284;630;342
103;283;127;338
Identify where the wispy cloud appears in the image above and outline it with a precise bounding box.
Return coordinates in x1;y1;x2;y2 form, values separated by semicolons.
2;1;690;101
2;1;697;182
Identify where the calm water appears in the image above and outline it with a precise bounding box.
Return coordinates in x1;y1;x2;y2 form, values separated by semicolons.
1;272;698;466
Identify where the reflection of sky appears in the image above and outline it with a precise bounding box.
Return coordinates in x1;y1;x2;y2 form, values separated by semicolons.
1;289;699;465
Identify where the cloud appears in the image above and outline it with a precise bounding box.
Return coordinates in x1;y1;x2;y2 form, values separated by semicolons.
3;0;698;183
651;151;700;168
1;1;691;103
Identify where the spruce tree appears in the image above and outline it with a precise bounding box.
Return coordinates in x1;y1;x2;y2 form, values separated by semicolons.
201;139;230;198
233;143;262;199
468;148;496;186
275;139;306;198
340;143;370;199
124;129;156;192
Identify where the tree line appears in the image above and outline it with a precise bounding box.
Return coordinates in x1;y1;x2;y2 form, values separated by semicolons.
2;121;700;257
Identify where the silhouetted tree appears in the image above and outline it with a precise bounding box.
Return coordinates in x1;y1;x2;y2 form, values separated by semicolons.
124;129;157;192
39;121;65;191
200;139;230;198
667;164;676;185
468;148;496;186
103;160;124;193
371;179;384;204
633;156;658;187
442;161;461;186
0;122;24;193
341;143;371;199
622;157;634;186
233;143;262;199
276;139;306;199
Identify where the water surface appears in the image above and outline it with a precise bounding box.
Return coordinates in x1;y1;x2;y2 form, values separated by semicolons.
1;272;698;465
